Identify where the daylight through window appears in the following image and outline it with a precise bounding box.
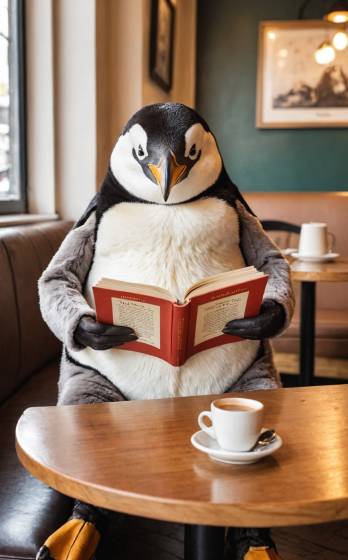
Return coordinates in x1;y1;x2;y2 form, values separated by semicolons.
0;0;25;213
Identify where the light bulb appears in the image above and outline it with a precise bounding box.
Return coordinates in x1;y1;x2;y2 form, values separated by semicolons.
324;1;348;24
332;30;348;49
327;11;348;23
314;42;336;64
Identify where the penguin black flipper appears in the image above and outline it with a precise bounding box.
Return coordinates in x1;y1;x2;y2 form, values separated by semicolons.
74;193;100;229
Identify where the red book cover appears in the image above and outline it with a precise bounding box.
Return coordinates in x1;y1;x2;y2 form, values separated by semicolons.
171;302;190;366
92;274;268;366
93;287;173;362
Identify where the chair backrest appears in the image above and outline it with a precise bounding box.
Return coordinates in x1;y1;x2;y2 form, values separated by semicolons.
261;220;301;234
0;220;73;403
261;220;301;252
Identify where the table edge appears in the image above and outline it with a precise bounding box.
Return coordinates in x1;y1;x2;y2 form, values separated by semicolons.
291;271;348;282
15;423;348;528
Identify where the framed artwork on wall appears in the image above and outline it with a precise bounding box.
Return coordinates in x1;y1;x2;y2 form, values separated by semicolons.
256;20;348;128
150;0;175;92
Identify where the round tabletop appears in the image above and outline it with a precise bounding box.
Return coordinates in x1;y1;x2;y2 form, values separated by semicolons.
16;385;348;527
290;256;348;282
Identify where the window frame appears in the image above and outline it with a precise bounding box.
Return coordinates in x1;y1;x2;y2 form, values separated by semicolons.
0;0;26;215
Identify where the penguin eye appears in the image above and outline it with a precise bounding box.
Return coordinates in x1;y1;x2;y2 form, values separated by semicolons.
137;145;146;160
188;144;198;160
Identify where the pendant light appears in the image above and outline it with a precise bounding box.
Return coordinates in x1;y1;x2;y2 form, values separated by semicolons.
332;29;348;48
324;1;348;23
314;41;336;64
298;0;348;64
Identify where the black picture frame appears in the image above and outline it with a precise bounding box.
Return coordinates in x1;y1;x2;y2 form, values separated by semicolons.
149;0;175;92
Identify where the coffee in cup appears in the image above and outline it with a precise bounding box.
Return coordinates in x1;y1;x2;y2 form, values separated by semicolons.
298;223;334;257
216;402;254;412
198;397;264;452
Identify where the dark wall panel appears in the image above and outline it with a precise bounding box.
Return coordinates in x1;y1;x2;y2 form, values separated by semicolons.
196;0;348;192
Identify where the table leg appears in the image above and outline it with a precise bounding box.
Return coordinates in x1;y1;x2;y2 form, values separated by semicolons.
299;281;316;386
184;524;225;560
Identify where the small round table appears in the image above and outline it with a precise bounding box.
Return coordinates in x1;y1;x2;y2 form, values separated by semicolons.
16;386;348;560
291;257;348;386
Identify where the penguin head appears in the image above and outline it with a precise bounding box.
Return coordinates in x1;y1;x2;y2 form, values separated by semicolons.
110;103;222;204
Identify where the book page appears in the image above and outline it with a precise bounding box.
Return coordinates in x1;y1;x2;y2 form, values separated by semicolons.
184;266;255;299
185;269;265;300
194;291;249;346
97;278;175;302
111;298;161;348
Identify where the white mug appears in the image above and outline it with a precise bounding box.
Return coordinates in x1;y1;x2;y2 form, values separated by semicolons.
198;397;264;452
298;222;334;257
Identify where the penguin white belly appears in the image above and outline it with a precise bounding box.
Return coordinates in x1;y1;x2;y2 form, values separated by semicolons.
70;198;260;399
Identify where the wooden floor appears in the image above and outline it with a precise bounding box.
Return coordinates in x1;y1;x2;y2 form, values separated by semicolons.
99;514;348;559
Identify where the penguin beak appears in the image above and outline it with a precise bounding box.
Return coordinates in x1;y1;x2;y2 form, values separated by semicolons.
148;153;187;201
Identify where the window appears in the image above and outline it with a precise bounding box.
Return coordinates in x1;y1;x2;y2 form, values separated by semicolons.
0;0;26;214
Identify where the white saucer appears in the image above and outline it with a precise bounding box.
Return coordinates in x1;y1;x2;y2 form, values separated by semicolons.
283;247;298;256
291;252;339;263
191;429;282;465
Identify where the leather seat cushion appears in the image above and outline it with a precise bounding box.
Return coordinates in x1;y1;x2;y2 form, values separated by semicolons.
0;361;72;560
0;220;73;404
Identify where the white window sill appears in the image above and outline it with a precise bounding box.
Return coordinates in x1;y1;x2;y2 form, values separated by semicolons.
0;213;59;227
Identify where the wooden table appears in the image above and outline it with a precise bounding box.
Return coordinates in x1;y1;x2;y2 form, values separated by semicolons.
16;385;348;560
291;257;348;386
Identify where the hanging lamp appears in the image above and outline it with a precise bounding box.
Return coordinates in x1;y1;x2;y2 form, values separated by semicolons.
324;1;348;23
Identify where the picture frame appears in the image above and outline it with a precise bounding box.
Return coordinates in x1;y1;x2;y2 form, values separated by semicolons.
150;0;175;92
256;20;348;128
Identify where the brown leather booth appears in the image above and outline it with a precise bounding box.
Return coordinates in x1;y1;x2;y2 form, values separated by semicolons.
246;192;348;359
0;220;73;560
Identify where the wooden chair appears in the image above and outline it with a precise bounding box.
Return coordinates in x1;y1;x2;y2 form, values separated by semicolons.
261;220;301;252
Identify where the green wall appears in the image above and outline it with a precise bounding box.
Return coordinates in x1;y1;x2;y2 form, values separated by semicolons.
196;0;348;192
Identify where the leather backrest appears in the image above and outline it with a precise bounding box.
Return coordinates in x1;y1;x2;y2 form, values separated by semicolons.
0;220;73;403
245;192;348;311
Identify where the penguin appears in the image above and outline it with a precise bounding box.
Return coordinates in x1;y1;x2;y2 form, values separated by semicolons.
37;102;292;560
68;103;266;401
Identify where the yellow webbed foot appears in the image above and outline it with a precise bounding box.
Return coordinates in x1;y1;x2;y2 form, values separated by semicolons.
36;518;100;560
245;546;283;560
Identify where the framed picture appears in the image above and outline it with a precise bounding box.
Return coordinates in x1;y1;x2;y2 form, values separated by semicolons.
256;20;348;128
150;0;175;92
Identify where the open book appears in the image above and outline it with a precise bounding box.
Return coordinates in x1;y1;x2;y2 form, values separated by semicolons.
93;266;268;366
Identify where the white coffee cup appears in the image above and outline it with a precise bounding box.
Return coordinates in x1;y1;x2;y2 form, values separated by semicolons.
298;222;334;257
198;397;264;452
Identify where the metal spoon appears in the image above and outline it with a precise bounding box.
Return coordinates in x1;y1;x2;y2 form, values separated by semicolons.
250;429;277;452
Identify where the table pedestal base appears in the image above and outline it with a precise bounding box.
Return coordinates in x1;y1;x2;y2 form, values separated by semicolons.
184;524;225;560
299;281;316;386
